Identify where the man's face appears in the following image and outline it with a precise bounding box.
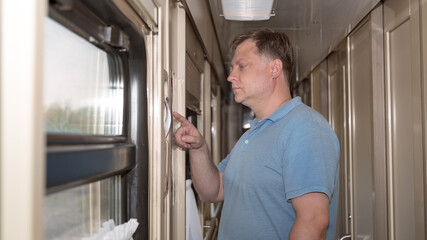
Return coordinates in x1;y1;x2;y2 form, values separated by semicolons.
228;40;272;107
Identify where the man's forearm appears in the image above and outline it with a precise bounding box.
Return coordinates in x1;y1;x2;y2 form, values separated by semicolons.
189;144;223;202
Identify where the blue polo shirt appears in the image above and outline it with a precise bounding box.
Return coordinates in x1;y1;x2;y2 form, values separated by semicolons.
217;97;339;240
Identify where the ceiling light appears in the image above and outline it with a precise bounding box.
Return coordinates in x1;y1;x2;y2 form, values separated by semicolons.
221;0;275;21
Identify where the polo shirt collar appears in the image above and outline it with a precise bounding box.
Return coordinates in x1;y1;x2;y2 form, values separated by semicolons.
267;97;302;122
250;97;302;127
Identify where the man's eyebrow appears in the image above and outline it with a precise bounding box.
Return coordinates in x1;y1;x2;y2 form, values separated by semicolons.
231;58;245;65
230;60;240;68
229;61;237;68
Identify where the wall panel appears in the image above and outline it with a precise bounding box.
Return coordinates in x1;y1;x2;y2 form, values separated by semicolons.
310;60;329;120
328;40;349;239
384;0;425;238
349;19;375;240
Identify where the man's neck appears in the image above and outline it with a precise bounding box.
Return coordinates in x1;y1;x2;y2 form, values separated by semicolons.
252;95;292;121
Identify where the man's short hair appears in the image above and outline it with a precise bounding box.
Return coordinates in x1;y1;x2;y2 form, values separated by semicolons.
230;28;294;83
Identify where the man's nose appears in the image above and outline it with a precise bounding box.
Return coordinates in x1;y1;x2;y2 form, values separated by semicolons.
227;69;237;82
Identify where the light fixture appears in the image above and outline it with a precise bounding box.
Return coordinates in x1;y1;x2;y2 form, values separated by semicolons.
221;0;275;21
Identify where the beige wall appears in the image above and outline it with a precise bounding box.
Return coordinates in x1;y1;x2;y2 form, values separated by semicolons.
0;1;46;240
384;0;425;239
307;1;427;239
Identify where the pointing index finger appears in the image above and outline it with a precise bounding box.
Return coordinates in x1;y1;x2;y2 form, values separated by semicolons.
173;112;189;125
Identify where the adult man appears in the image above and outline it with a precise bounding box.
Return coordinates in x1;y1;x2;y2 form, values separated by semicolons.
173;28;339;240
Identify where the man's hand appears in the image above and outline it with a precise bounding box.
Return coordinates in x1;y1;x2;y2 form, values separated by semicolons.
173;112;205;150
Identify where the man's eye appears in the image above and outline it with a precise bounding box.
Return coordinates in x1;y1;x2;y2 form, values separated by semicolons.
239;65;246;69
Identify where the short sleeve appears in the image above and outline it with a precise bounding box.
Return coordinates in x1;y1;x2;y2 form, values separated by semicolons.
217;154;231;173
282;112;339;202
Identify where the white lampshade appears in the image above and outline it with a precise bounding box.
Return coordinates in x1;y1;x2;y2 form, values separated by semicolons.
221;0;275;21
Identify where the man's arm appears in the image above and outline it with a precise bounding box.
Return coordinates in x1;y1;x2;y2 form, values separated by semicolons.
289;192;330;240
173;112;224;202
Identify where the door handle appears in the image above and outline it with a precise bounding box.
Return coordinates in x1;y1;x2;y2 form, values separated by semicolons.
164;97;172;137
338;234;351;240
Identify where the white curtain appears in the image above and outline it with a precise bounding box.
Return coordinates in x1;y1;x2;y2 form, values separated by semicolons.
186;180;203;240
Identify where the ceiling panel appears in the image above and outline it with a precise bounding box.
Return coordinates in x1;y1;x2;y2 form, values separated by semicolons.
208;0;377;84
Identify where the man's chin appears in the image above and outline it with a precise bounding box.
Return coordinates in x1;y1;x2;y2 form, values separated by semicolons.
234;98;250;108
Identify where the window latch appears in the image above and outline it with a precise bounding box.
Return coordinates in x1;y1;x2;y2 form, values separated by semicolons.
104;25;130;52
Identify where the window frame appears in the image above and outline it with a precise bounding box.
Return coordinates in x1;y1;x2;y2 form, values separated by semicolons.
47;2;130;143
45;0;138;194
45;1;149;238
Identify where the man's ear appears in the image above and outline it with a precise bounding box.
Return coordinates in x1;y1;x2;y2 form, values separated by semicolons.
271;59;283;77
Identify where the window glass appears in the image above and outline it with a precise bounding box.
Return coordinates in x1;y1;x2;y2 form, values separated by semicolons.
44;176;121;240
137;0;157;23
44;18;124;135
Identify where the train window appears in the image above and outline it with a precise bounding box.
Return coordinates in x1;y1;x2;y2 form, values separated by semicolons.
44;18;124;136
127;0;158;31
44;0;148;238
133;0;157;22
44;176;121;240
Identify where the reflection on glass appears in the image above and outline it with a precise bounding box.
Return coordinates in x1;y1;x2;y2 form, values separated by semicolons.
44;177;121;240
136;0;157;22
44;18;124;135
